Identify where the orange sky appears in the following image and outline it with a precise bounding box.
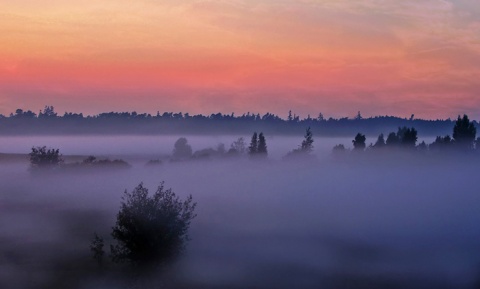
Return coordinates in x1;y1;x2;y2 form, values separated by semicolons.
1;0;480;119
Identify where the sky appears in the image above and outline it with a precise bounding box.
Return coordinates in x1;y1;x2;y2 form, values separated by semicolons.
1;0;480;119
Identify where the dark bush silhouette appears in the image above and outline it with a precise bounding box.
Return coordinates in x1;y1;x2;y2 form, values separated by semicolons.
352;133;366;151
29;146;63;170
110;182;196;267
61;156;131;171
453;114;476;150
332;144;346;156
172;137;193;160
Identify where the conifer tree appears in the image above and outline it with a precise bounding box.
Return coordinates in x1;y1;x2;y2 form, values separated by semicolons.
374;133;385;148
248;132;258;155
300;127;314;153
257;133;268;156
453;114;476;150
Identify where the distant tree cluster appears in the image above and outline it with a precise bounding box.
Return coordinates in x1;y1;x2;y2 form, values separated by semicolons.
248;132;268;158
28;147;130;171
333;114;478;155
29;146;63;170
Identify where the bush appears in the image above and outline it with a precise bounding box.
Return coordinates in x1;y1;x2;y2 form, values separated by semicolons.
172;137;193;160
29;146;63;170
110;182;196;267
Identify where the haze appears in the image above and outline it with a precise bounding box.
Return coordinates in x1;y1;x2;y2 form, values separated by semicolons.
1;135;479;288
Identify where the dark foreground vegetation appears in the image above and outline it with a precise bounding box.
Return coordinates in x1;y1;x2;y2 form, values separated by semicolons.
0;106;466;136
92;183;196;272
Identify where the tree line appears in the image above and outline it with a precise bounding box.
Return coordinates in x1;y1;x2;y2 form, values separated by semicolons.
26;115;479;172
0;106;464;136
334;114;478;154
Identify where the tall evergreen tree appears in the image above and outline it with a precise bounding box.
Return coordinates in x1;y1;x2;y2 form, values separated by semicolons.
257;133;268;156
373;133;385;148
386;132;399;147
453;114;476;150
248;132;258;155
300;127;314;153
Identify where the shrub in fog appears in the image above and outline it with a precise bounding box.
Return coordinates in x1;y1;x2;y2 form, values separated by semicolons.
29;146;63;170
110;182;196;267
229;137;247;155
172;137;193;160
332;144;346;156
352;133;366;151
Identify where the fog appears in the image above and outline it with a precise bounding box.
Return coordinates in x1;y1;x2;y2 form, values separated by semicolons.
0;135;478;289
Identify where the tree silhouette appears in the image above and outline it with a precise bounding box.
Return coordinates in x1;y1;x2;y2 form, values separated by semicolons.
397;127;418;148
373;133;385;148
300;127;314;153
453;114;476;150
38;105;57;118
172;137;192;160
90;233;105;267
248;132;258;155
110;182;196;267
229;137;246;155
257;133;268;156
29;146;63;170
332;144;346;156
352;133;366;151
386;132;399;147
430;135;454;151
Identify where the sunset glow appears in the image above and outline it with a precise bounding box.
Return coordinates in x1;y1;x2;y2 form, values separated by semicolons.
1;0;480;118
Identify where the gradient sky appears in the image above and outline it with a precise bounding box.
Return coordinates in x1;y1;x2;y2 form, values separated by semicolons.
1;0;480;119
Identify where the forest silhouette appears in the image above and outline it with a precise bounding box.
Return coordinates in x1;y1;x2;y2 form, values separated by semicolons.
0;106;466;136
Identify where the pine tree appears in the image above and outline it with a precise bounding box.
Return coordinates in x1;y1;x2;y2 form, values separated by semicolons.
300;127;314;153
257;133;268;156
453;114;476;150
374;133;385;148
248;132;258;155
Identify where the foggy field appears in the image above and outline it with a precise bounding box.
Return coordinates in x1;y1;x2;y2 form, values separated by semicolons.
0;136;479;289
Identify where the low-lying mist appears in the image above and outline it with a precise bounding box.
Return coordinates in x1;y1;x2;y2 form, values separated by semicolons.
0;136;479;289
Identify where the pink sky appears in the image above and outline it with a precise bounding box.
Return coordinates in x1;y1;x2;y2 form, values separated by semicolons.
1;0;480;119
